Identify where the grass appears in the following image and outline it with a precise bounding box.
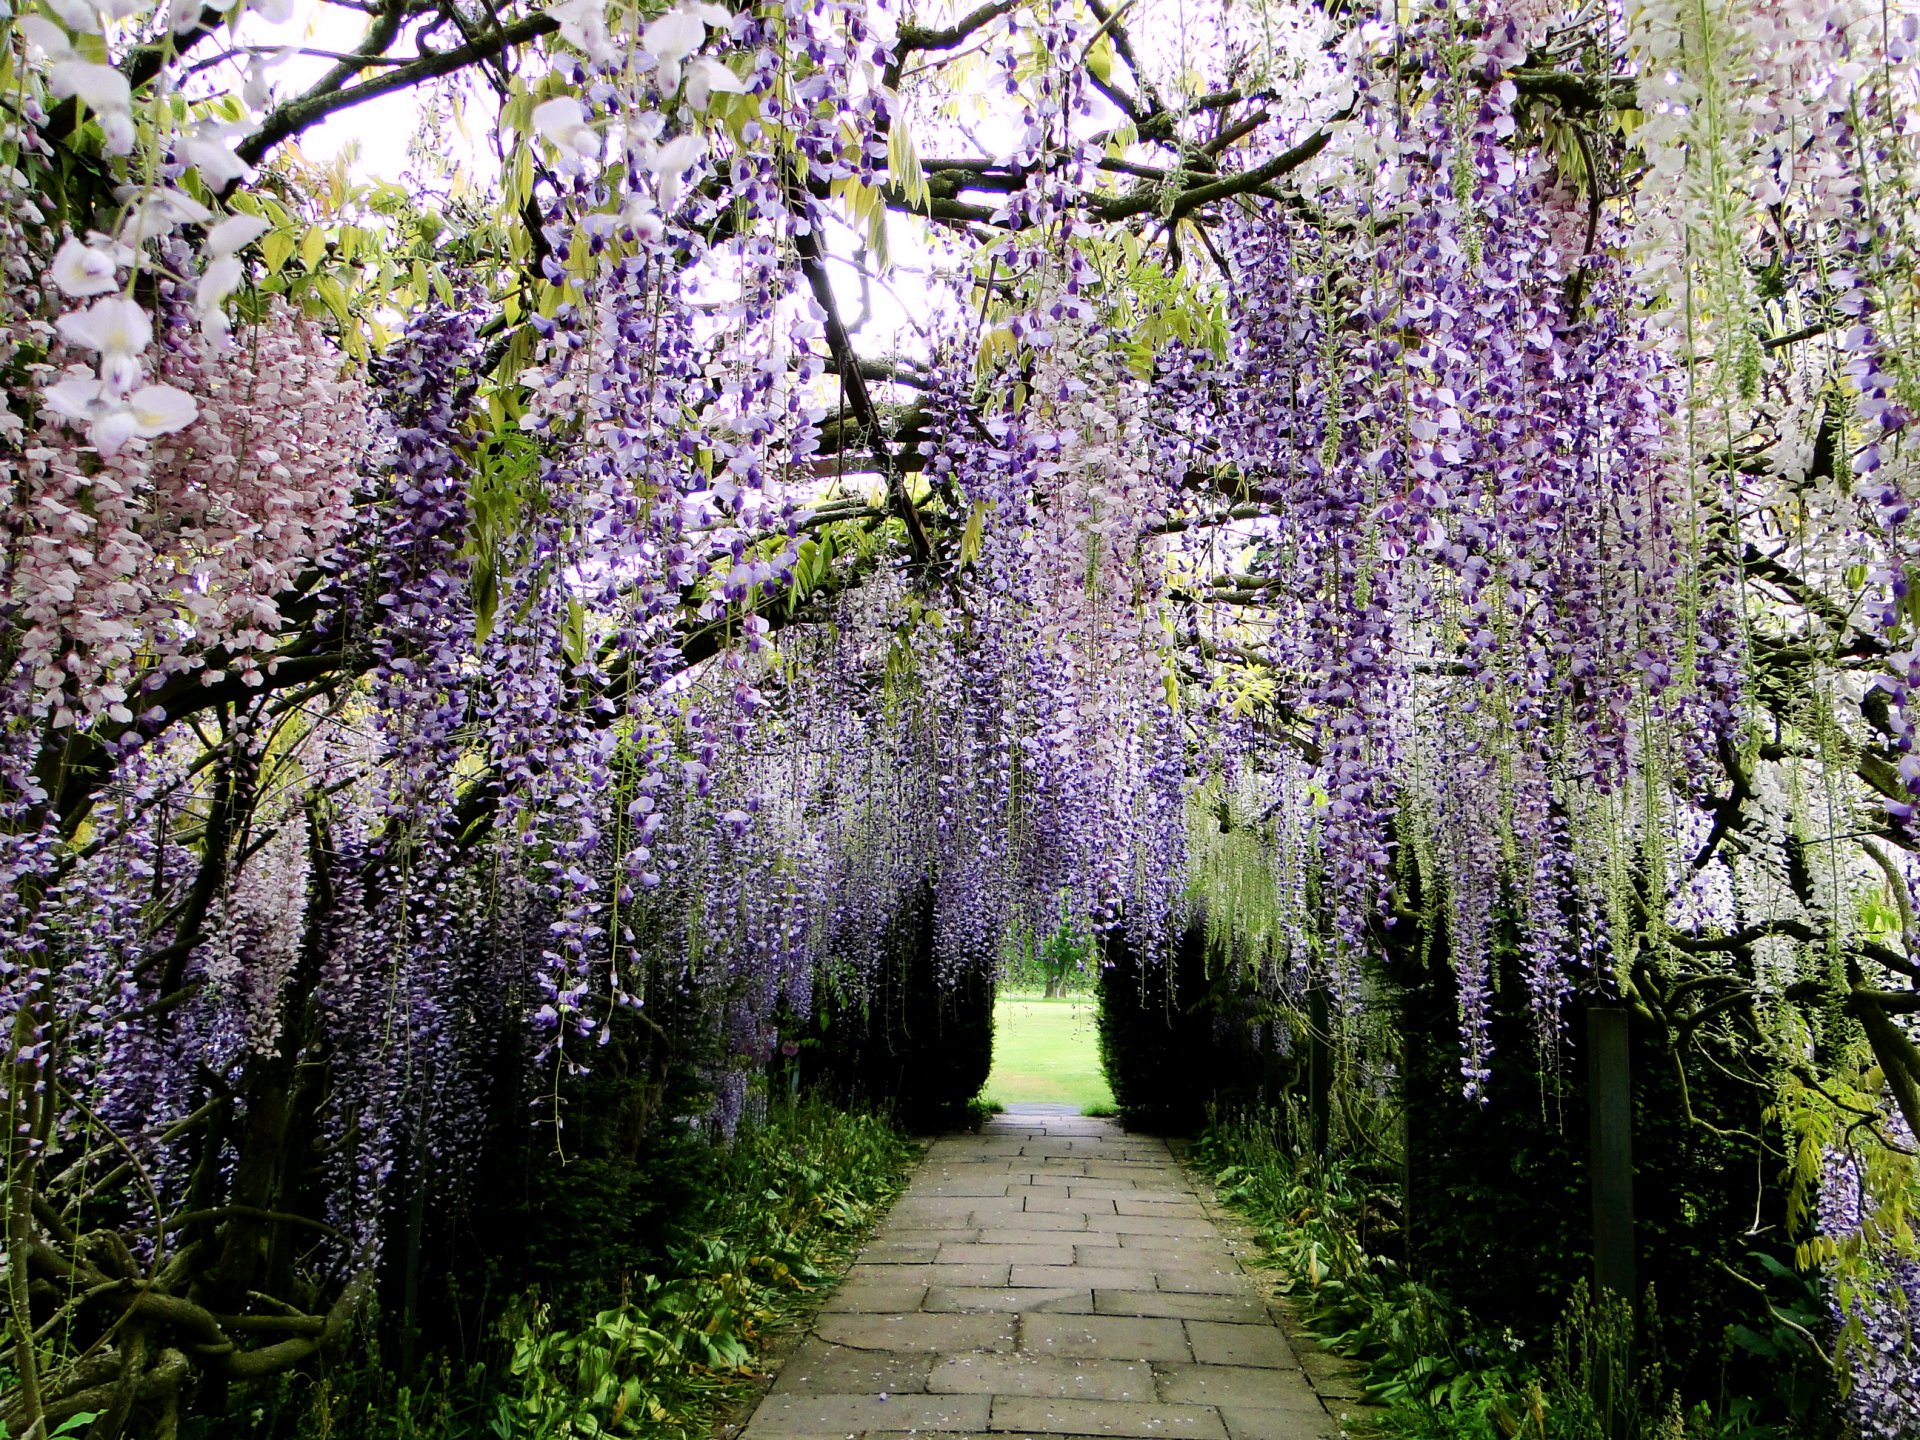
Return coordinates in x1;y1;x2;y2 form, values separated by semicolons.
983;991;1116;1112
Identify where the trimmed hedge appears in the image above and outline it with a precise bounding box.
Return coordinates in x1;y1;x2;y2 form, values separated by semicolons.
1096;918;1261;1132
806;883;994;1130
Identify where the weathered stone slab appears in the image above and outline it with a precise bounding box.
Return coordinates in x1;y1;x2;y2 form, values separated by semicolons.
1216;1407;1341;1440
988;1397;1228;1439
1084;1244;1205;1268
1114;1199;1209;1218
929;1353;1154;1401
814;1312;1018;1354
937;1242;1080;1267
872;1225;981;1244
1156;1366;1320;1409
894;1197;1007;1223
851;1262;1013;1287
1086;1215;1219;1238
1185;1322;1298;1370
1153;1269;1247;1296
1112;1233;1224;1253
821;1281;931;1314
924;1285;1094;1315
1019;1313;1194;1362
1013;1264;1164;1290
745;1392;990;1435
990;1214;1100;1235
1092;1291;1268;1324
1296;1348;1367;1400
1079;1164;1189;1182
1022;1194;1117;1215
769;1339;933;1395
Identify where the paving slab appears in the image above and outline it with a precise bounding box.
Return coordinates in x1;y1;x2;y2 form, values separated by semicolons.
1092;1291;1269;1324
814;1312;1018;1354
925;1286;1095;1314
1114;1199;1209;1216
737;1111;1338;1440
1087;1216;1221;1239
1155;1367;1319;1409
1020;1314;1194;1363
1185;1323;1298;1370
1295;1348;1367;1401
989;1398;1228;1439
1217;1408;1342;1440
822;1281;932;1314
852;1262;1014;1288
983;1221;1105;1244
745;1393;990;1435
1016;1264;1166;1290
769;1339;933;1395
1152;1269;1249;1296
930;1354;1155;1401
938;1242;1082;1266
1023;1194;1118;1214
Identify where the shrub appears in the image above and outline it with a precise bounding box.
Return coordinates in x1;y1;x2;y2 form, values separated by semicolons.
1095;918;1260;1131
806;883;994;1130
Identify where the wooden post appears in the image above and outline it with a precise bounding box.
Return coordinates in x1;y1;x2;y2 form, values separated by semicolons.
1308;985;1331;1158
1587;1006;1635;1304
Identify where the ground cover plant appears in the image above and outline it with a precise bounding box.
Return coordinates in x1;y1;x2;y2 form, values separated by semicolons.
4;0;1920;1434
1195;1107;1836;1440
194;1096;916;1439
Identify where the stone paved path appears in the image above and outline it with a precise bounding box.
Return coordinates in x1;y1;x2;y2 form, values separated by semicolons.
741;1108;1342;1440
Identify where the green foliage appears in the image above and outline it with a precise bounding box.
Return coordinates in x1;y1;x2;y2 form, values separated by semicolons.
1001;917;1095;995
1096;919;1261;1131
807;885;995;1129
210;1097;915;1440
1195;1110;1831;1440
488;1099;914;1438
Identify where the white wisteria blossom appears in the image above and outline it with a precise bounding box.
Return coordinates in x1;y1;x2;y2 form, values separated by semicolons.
51;235;120;297
532;96;600;165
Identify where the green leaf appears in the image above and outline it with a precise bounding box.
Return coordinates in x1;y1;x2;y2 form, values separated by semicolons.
563;597;588;666
1086;33;1117;85
261;228;295;275
959;501;988;566
299;225;329;270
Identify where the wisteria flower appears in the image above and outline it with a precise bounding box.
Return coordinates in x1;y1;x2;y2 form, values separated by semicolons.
205;212;272;257
643;1;730;88
40;370;197;454
532;97;600;164
47;59;135;152
196;255;245;342
56;294;151;361
52;236;120;297
44;0;103;32
16;15;77;58
549;0;617;64
686;56;748;110
649;133;706;211
181;120;256;184
119;186;213;243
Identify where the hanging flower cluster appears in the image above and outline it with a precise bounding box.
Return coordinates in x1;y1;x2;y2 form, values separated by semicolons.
1820;1126;1920;1439
1182;17;1715;1084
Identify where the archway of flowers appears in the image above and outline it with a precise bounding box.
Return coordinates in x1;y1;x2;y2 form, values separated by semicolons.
4;0;1920;1433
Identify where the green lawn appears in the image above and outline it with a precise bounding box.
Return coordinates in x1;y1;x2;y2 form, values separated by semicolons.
984;994;1115;1112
